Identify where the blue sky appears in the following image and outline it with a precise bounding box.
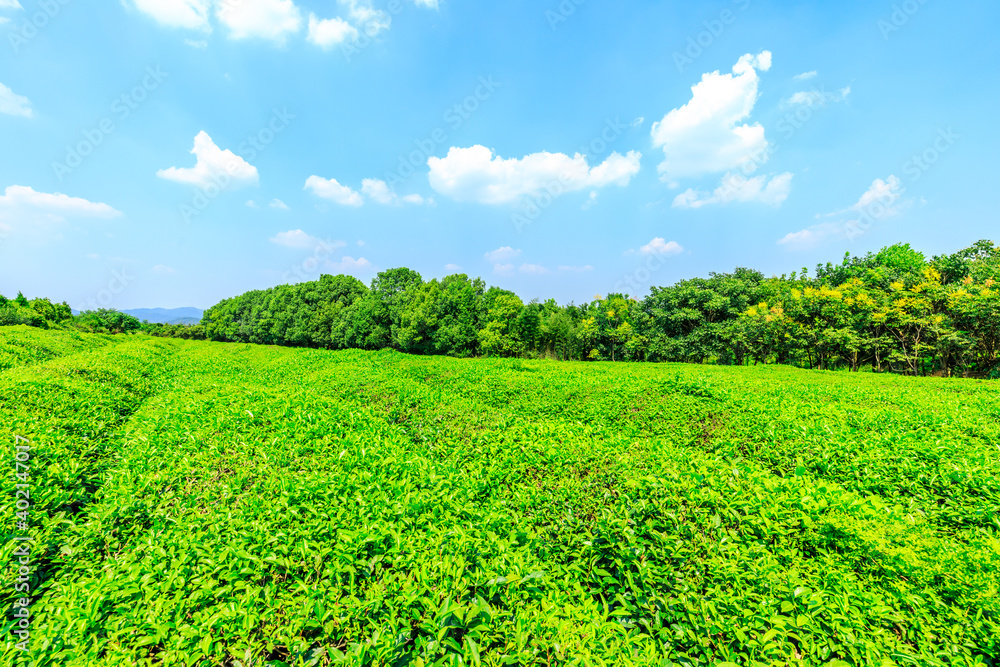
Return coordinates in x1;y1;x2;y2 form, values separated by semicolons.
0;0;996;310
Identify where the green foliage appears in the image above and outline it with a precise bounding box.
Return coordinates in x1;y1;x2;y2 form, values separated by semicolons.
1;330;997;665
73;309;143;334
12;240;999;378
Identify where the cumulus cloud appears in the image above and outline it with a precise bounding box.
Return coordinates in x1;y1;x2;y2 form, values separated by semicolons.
0;185;121;219
130;0;211;30
673;172;793;209
324;256;373;274
0;0;23;9
428;145;641;205
342;0;390;37
306;0;390;49
269;229;336;248
0;186;121;240
779;176;907;250
484;246;521;263
216;0;302;43
361;178;425;206
640;238;684;256
304;175;363;207
652;51;772;184
0;82;33;118
631;238;684;256
783;86;850;108
307;13;357;48
157;132;259;190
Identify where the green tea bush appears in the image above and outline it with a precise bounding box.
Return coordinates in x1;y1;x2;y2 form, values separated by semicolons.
1;332;997;666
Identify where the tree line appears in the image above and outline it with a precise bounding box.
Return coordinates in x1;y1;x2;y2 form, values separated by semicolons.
196;240;999;378
4;240;997;378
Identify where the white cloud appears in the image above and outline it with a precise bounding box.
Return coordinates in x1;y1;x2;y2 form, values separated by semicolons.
157;131;259;190
324;256;373;274
779;176;907;250
359;178;393;204
343;0;390;37
794;71;818;81
851;175;904;214
651;51;772;184
185;39;209;48
0;185;121;220
304;175;363;207
0;0;22;9
246;200;259;208
428;145;641;205
152;264;176;274
270;198;289;210
307;13;357;48
493;263;515;277
673;171;793;209
130;0;211;30
360;178;425;206
306;1;391;49
444;263;463;272
783;86;850;107
0;186;120;241
270;229;323;248
402;194;428;205
559;265;593;273
777;223;842;250
216;0;302;43
412;0;438;8
637;238;684;256
581;190;599;210
0;17;8;25
484;246;521;263
0;82;33;118
519;264;549;275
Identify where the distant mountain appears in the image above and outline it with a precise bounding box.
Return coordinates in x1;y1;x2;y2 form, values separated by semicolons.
122;308;204;325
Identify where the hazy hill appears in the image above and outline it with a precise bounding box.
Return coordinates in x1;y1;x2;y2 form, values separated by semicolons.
122;308;204;325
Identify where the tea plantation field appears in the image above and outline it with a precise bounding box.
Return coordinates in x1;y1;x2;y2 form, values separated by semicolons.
1;326;998;666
